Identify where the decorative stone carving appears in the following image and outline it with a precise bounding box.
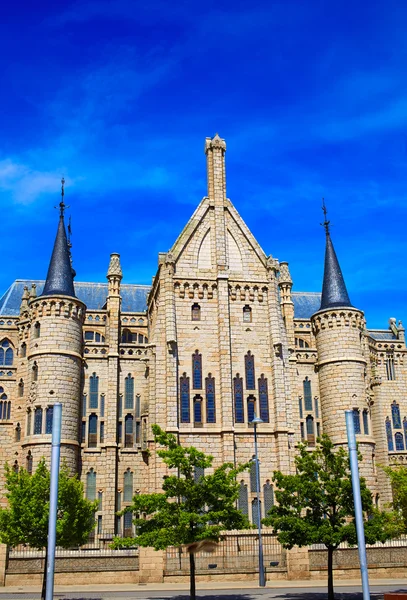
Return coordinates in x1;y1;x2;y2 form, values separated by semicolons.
107;253;123;279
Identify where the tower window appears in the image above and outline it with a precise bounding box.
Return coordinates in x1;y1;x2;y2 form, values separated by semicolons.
191;303;201;321
27;409;31;436
33;323;40;339
315;397;319;418
26;451;33;475
45;406;53;434
234;375;244;423
363;409;369;435
88;414;98;448
180;373;190;423
32;362;38;382
298;397;303;419
86;469;96;500
34;407;42;434
386;417;393;451
15;423;21;442
391;401;401;429
0;340;13;366
89;373;99;409
135;395;141;419
20;343;26;358
386;354;396;380
258;374;269;423
205;374;216;423
193;395;202;424
243;305;252;323
395;432;404;452
245;351;255;390
247;395;256;423
192;350;202;389
303;378;312;411
18;379;24;397
100;421;104;443
352;408;361;434
125;374;134;409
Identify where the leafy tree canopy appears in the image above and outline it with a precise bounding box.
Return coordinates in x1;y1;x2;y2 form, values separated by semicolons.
382;463;407;531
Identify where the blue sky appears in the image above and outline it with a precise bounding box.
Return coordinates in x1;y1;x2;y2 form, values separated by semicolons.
1;0;407;328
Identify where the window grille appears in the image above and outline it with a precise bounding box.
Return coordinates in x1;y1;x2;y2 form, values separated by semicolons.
194;466;204;482
245;351;255;389
386;355;396;380
264;481;274;515
252;498;262;525
234;375;244;423
45;406;53;434
392;401;401;429
205;375;216;423
34;407;42;435
250;459;258;492
306;415;315;446
353;408;361;434
238;481;248;516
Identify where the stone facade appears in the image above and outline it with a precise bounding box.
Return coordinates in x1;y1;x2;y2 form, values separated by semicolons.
0;134;406;533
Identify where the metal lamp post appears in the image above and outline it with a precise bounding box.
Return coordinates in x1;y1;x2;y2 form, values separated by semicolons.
252;415;265;587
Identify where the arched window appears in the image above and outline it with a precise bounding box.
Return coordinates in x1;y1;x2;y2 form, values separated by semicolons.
15;423;21;442
32;362;38;382
191;303;201;321
386;417;393;451
303;378;312;411
264;481;274;515
252;498;262;525
86;469;96;500
258;374;269;422
89;373;99;409
395;432;404;451
33;322;40;339
180;373;190;423
234;375;244;423
238;481;248;516
0;340;13;366
245;351;255;390
247;396;255;423
306;415;315;446
20;343;26;358
353;408;361;434
363;409;369;435
205;374;216;423
123;469;133;502
0;390;10;420
84;331;106;343
88;413;98;448
46;406;53;434
34;407;42;434
193;395;202;424
125;414;134;448
192;350;202;389
18;379;24;397
27;409;31;436
392;401;401;429
26;451;33;475
386;354;396;380
243;305;252;323
296;338;310;349
250;458;258;492
121;329;135;343
125;374;134;409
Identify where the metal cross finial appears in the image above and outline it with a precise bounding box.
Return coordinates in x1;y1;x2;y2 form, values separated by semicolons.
321;198;330;235
55;177;69;216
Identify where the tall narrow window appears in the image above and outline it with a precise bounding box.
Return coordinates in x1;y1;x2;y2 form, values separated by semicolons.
135;395;141;419
194;466;204;482
191;303;201;321
243;305;252;323
362;409;369;435
97;515;102;534
247;396;255;423
252;498;262;525
100;394;105;417
298;397;303;419
135;421;141;445
250;458;258;492
82;395;87;417
88;414;98;448
20;343;26;358
192;350;202;389
193;395;202;424
258;374;269;422
123;511;133;537
306;415;315;446
386;417;393;451
32;362;38;382
125;415;134;448
264;481;274;515
81;421;86;443
89;373;99;409
15;423;21;442
33;323;40;339
392;401;401;429
98;491;103;510
315;397;319;418
303;378;312;411
125;374;134;409
0;392;8;420
100;421;104;443
45;406;53;434
124;469;133;502
86;469;97;500
26;451;33;474
18;379;24;397
205;374;216;423
238;481;248;516
234;375;244;423
404;418;407;449
27;409;31;436
34;407;42;435
300;422;305;439
386;354;396;380
353;408;361;434
245;351;255;389
118;395;123;418
0;340;13;366
395;432;404;451
180;373;190;423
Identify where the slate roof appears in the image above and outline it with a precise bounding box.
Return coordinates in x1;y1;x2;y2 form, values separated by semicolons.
292;292;321;319
367;330;398;341
0;280;150;315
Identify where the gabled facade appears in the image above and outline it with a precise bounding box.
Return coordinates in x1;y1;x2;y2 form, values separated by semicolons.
0;134;406;532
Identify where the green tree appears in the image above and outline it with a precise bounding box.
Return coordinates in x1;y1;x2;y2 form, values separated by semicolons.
263;435;402;600
0;459;98;600
382;464;407;531
111;424;251;600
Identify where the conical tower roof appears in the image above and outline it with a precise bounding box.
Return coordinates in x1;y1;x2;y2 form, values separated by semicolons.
41;181;76;298
319;203;352;311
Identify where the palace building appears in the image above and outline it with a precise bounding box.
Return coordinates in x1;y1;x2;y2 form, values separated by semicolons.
0;134;405;535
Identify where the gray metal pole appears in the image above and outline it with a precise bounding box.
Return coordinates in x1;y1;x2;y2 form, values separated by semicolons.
345;410;370;600
46;403;62;600
254;422;265;587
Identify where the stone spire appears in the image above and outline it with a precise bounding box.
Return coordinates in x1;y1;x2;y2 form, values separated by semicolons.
319;201;352;311
107;253;123;296
41;179;76;298
205;133;227;205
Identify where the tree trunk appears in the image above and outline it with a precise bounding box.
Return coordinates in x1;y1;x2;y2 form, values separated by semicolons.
327;545;334;600
41;545;48;600
189;551;196;600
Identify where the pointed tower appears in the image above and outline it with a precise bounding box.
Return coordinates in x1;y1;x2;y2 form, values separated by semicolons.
311;204;375;489
24;180;86;473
